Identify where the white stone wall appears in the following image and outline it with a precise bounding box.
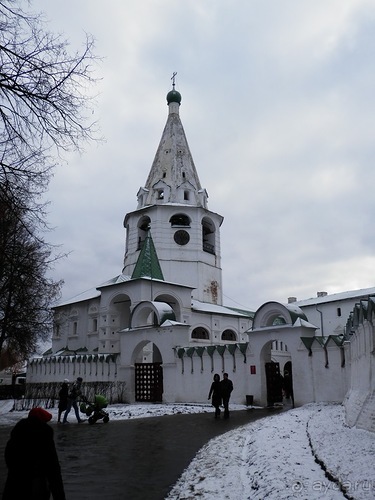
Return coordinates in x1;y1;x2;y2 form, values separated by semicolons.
173;349;253;405
344;319;375;433
27;355;119;384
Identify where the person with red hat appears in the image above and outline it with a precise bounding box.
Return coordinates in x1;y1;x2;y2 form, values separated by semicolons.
2;407;66;499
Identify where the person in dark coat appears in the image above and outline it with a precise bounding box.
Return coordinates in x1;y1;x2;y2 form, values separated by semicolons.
284;370;294;407
3;407;66;500
63;376;84;423
208;373;222;418
220;372;234;419
57;379;69;423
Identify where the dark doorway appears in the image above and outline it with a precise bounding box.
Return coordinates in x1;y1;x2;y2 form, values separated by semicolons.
135;362;163;402
265;362;283;406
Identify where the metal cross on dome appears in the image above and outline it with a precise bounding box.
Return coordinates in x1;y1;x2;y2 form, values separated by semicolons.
171;72;177;89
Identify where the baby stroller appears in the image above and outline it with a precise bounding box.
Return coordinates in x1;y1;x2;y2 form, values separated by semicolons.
80;395;110;424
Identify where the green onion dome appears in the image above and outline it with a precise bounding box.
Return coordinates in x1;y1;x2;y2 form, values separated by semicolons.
166;89;182;105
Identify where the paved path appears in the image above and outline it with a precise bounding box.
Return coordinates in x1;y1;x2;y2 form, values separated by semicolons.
0;408;278;500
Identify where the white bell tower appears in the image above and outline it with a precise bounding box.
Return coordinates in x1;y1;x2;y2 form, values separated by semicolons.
122;80;224;305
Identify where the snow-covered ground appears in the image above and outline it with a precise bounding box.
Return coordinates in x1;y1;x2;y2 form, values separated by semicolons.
0;400;373;499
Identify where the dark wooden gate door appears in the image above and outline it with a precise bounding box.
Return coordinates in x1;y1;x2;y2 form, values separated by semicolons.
135;362;163;402
265;362;283;406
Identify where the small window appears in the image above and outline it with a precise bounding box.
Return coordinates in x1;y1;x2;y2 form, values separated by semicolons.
73;322;78;335
192;327;209;340
273;316;286;325
170;214;190;226
157;190;164;200
221;329;236;341
337;307;341;317
184;190;189;201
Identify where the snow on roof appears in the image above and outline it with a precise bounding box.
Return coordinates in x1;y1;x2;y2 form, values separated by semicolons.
294;286;375;307
98;274;132;287
53;274;138;307
160;319;186;327
53;287;101;307
293;317;318;329
191;300;252;317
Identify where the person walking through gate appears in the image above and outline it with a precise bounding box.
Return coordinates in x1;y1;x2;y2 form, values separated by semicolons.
208;373;222;419
283;370;294;408
221;373;233;419
3;407;66;500
63;376;84;423
57;379;69;423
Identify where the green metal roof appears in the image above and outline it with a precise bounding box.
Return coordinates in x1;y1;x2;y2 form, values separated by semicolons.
300;335;345;353
313;336;327;347
226;306;255;318
175;342;248;360
327;335;345;346
300;337;315;352
131;232;164;280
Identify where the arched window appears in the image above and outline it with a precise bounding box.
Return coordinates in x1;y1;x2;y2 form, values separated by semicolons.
202;217;215;255
137;216;151;250
221;329;236;341
273;316;286;325
170;213;190;227
191;327;209;340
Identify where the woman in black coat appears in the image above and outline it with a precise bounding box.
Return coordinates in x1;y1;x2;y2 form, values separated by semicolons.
3;407;66;500
208;373;222;418
58;379;69;423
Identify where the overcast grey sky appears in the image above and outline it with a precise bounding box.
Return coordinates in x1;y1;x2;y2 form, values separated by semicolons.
33;0;375;311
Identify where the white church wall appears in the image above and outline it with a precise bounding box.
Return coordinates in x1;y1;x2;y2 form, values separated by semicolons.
344;320;375;432
299;301;348;337
119;325;189;367
52;297;101;354
27;355;119;384
189;311;251;345
248;325;319;407
309;344;329;400
297;290;375;338
173;349;253;405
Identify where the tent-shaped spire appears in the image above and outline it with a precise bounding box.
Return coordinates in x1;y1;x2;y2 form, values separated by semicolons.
131;231;164;280
136;82;208;209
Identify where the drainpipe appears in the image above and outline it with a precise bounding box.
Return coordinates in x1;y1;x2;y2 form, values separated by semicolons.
316;305;329;367
316;306;324;337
